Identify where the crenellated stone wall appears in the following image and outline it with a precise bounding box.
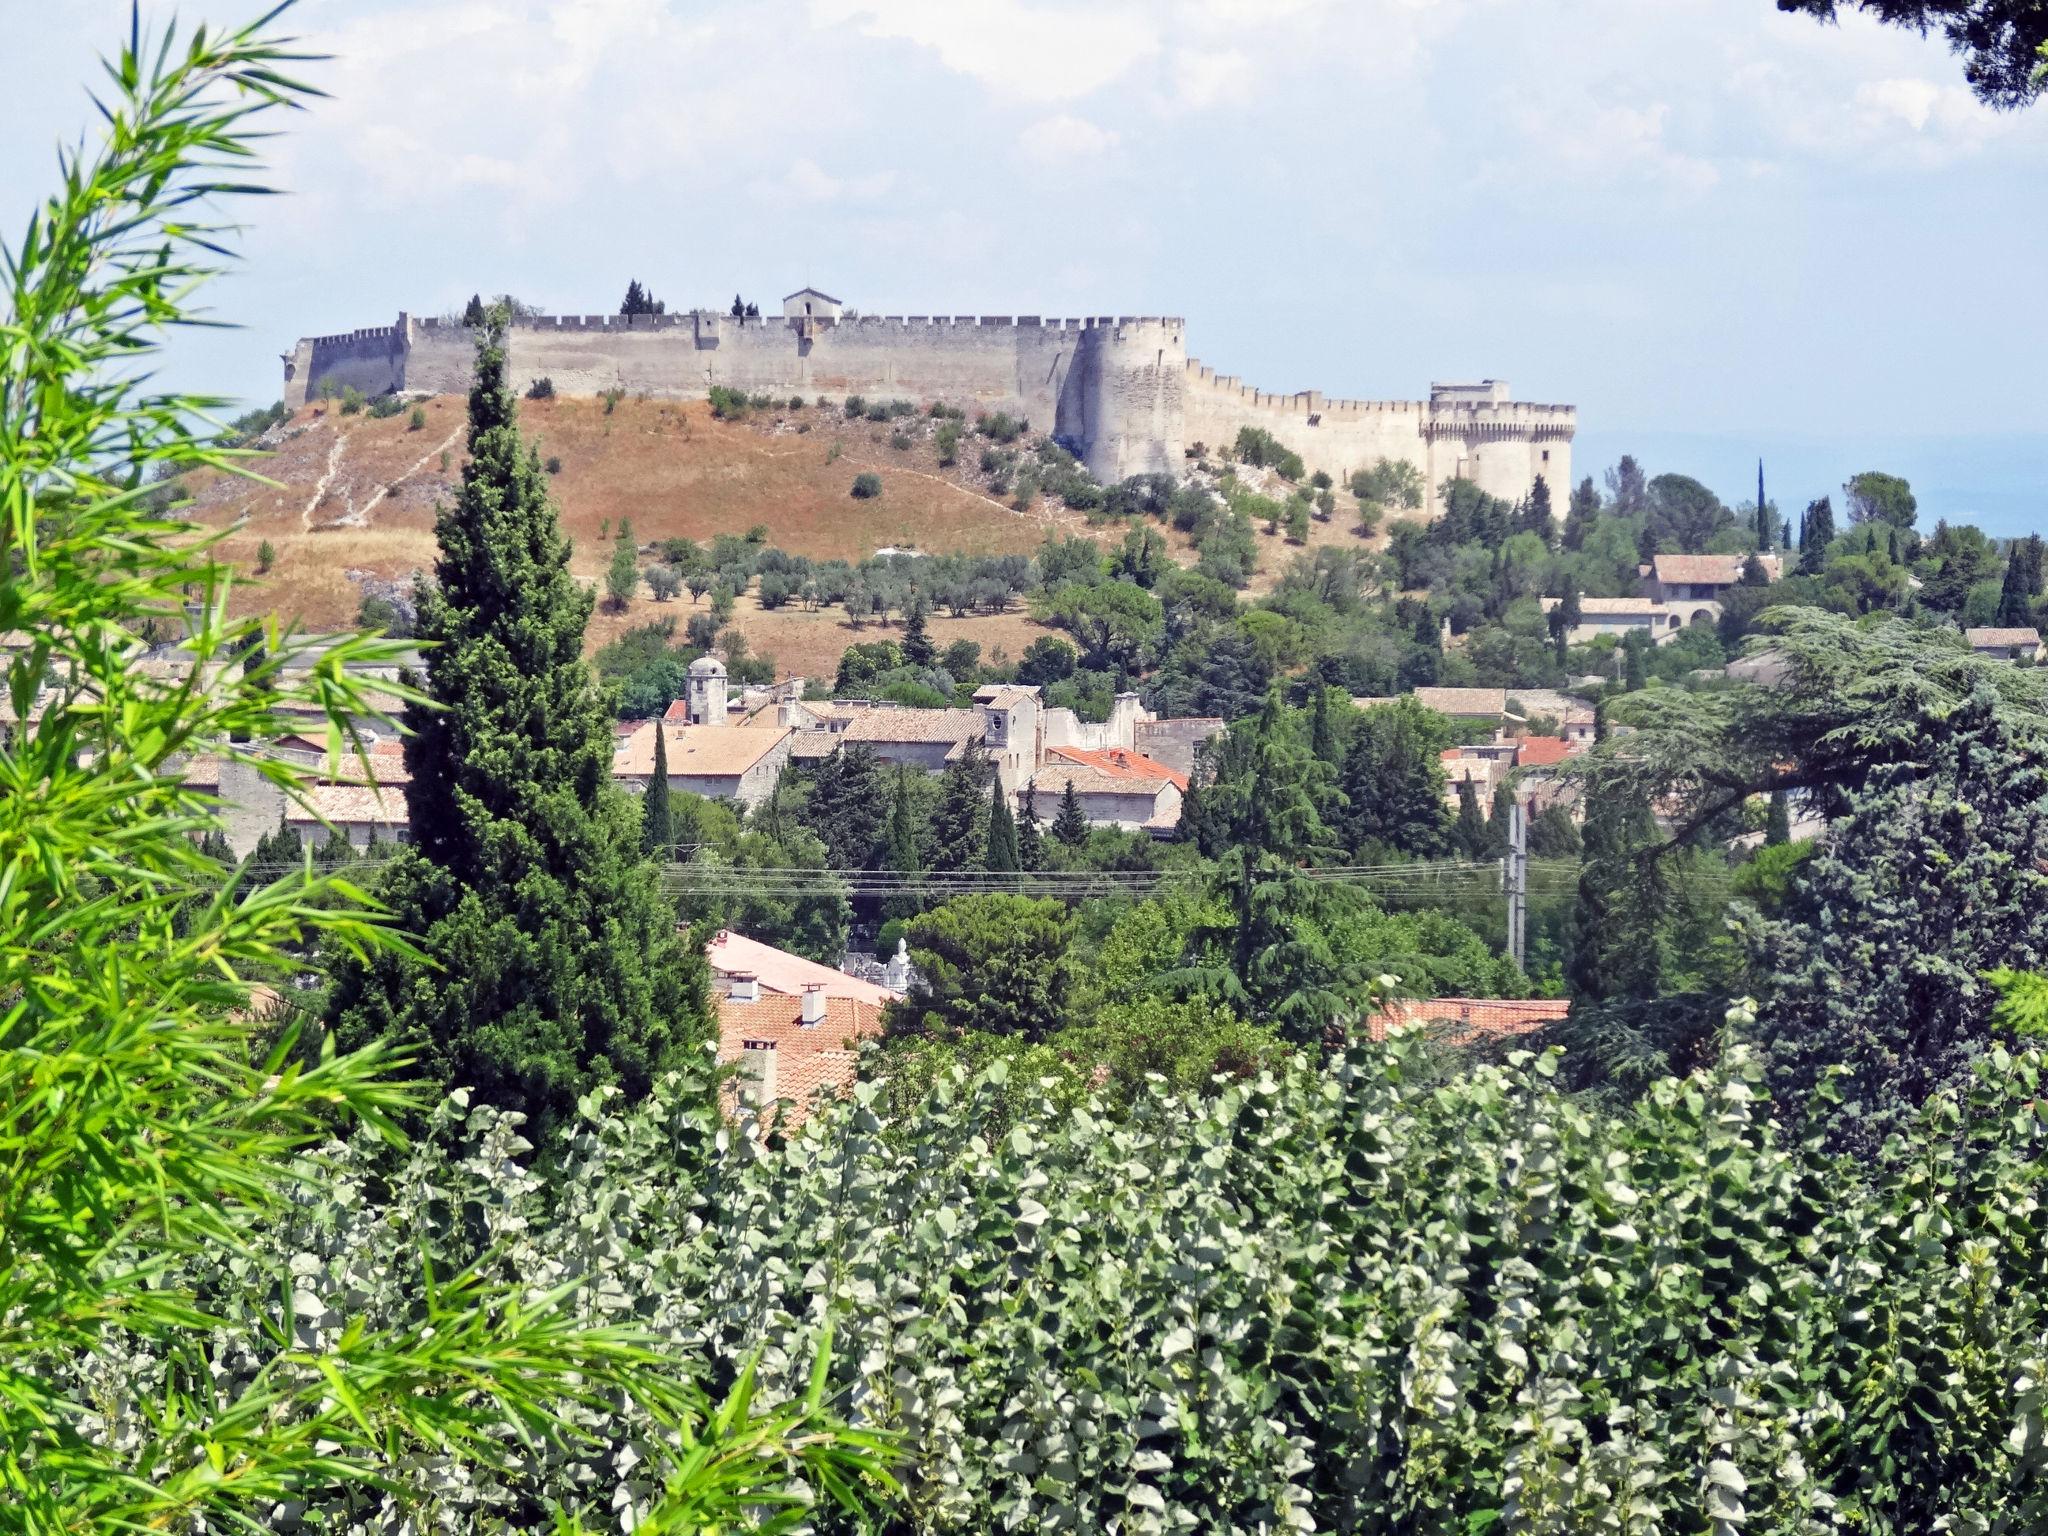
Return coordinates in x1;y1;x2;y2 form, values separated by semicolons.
283;306;1571;504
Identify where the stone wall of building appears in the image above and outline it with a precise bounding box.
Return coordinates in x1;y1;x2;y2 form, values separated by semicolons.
283;305;1569;505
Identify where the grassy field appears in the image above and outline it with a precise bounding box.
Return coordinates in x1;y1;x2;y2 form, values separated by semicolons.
183;393;1386;671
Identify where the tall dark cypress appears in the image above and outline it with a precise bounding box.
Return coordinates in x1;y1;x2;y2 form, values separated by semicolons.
1757;460;1769;552
642;725;672;856
985;778;1021;873
326;312;707;1143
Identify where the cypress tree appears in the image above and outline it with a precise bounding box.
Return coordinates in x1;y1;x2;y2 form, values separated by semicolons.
1017;785;1046;870
1624;636;1648;691
928;745;991;871
1562;476;1600;552
326;311;706;1144
461;292;485;326
1337;707;1450;859
1757;460;1770;552
1309;685;1339;768
1799;496;1836;575
985;778;1021;873
1995;535;2044;628
1766;789;1792;846
642;724;672;856
902;600;936;669
1052;780;1090;846
883;767;923;921
1452;777;1488;857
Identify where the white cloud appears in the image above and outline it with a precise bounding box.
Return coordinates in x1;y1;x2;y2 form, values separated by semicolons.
807;0;1159;102
1166;49;1251;112
1018;113;1119;165
781;158;899;200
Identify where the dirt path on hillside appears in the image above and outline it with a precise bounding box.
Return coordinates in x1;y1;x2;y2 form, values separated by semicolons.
300;430;352;531
836;450;1088;531
351;424;464;524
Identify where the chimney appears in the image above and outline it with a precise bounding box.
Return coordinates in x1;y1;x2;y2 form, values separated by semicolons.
883;937;910;993
800;984;827;1026
727;970;759;1004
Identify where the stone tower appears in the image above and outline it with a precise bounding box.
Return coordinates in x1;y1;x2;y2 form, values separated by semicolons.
686;654;728;726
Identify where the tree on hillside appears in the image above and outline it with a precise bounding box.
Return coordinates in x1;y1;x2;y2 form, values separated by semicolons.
901;599;936;668
326;312;708;1143
1641;473;1729;554
642;725;672;856
1562;475;1601;551
1018;785;1047;870
802;743;886;868
1798;495;1837;574
619;278;665;317
1451;777;1488;857
461;292;485;326
1777;0;2048;108
1516;473;1556;543
1995;533;2045;627
1548;580;1583;664
606;517;639;609
883;766;924;920
1844;470;1918;529
1605;455;1649;518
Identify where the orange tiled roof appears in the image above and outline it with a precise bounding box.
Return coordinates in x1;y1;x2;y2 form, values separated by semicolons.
1513;736;1575;769
1365;997;1569;1047
1044;745;1189;791
715;990;885;1124
705;929;903;1005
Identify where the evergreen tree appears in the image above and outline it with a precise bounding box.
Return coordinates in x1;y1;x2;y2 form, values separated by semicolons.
929;745;993;871
1017;785;1046;870
1995;534;2045;628
1337;704;1451;859
461;292;485;326
1528;804;1583;859
1799;496;1836;575
883;767;923;921
1309;684;1340;769
901;600;937;669
1486;782;1516;859
1565;782;1666;1002
606;519;639;609
1562;475;1600;551
1451;777;1488;857
1605;455;1648;518
1400;604;1442;689
250;815;302;869
1548;581;1582;665
1520;473;1556;544
1765;788;1791;846
802;743;886;868
618;279;664;318
1052;780;1090;847
985;779;1021;873
325;311;706;1144
642;725;672;856
1623;635;1648;691
1756;460;1770;552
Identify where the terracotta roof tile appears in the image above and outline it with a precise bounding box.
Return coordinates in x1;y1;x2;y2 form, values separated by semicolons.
1513;736;1575;769
837;707;983;746
284;784;408;828
706;930;903;1005
1044;745;1189;791
1652;553;1779;587
715;991;884;1124
1365;997;1569;1047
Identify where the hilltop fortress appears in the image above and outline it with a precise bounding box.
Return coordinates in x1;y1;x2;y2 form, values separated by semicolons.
283;288;1574;505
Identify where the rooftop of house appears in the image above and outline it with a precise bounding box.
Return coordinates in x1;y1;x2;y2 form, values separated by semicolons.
1651;552;1781;587
1364;997;1570;1047
1043;745;1189;791
283;783;408;827
714;991;881;1125
837;706;984;751
1513;736;1576;769
1412;687;1509;717
613;722;791;778
1966;626;2042;649
705;929;903;1005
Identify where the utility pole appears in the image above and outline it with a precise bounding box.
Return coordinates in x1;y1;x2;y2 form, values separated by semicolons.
1505;798;1528;972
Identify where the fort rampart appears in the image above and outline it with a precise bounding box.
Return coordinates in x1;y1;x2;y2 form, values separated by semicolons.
284;308;1572;502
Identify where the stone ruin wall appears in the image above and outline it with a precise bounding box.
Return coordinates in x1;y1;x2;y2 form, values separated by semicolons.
284;309;1570;504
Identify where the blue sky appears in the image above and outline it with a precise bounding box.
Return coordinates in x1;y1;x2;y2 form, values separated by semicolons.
5;0;2045;531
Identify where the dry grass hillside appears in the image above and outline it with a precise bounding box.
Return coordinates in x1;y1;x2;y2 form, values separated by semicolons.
183;392;1383;675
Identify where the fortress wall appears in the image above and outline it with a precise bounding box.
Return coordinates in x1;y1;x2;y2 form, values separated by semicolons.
1425;405;1577;510
289;321;406;407
1183;360;1432;490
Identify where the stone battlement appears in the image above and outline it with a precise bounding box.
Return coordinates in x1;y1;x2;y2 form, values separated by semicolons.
283;296;1571;502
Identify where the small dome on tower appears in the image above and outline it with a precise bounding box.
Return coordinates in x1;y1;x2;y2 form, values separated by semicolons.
688;654;727;677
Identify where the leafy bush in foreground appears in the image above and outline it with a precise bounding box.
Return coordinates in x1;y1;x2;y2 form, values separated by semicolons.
155;1022;2048;1534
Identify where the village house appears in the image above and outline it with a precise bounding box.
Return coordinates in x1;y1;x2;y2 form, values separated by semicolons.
1542;594;1687;647
1366;996;1571;1047
284;784;412;848
612;720;793;808
1638;552;1781;626
1026;745;1186;835
707;929;902;1125
1966;626;2042;662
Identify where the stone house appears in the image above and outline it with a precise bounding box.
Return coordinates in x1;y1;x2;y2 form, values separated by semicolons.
1542;595;1687;647
283;784;411;849
1966;626;2042;661
612;720;793;808
1638;552;1781;628
1027;746;1186;836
